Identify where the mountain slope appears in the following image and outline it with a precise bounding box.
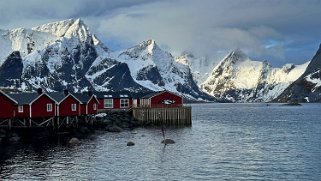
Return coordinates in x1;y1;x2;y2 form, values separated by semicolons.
175;52;214;85
202;49;308;102
0;19;144;92
116;40;215;101
275;44;321;102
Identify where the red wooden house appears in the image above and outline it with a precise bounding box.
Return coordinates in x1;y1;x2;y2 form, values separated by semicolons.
48;91;82;117
139;91;183;108
73;93;99;115
7;91;57;119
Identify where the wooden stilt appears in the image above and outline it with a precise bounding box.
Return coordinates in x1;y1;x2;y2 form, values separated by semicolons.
132;106;192;126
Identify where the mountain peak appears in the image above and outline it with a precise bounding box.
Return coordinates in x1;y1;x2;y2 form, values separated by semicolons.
138;39;159;53
229;48;247;59
223;48;248;63
32;18;91;42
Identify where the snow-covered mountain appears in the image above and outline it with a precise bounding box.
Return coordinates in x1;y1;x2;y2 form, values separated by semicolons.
175;52;214;85
0;19;214;101
0;19;146;92
116;40;214;101
275;44;321;102
201;49;309;102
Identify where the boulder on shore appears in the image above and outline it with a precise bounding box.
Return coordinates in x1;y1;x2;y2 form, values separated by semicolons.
127;141;135;146
69;137;81;145
161;139;175;144
106;125;123;132
79;126;91;134
9;133;20;142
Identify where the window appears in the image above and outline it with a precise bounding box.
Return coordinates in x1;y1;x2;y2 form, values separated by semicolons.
71;104;77;111
47;103;52;112
104;99;113;108
93;103;97;110
120;99;129;108
18;105;24;113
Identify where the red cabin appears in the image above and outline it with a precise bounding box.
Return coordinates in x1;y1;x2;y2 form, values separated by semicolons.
139;91;183;108
73;93;99;115
48;92;82;117
7;92;57;119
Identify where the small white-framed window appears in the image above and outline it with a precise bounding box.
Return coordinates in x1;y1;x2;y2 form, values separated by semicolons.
18;105;24;113
93;103;97;110
120;99;129;108
47;103;52;112
104;99;113;108
71;104;77;111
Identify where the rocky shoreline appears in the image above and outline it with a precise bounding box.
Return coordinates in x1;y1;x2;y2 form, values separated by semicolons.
0;112;143;146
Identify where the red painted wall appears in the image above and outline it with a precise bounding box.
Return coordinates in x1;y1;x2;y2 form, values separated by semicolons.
80;104;87;115
15;105;30;118
87;97;99;114
98;99;105;110
31;94;56;118
114;99;120;109
59;96;80;116
98;98;132;110
150;92;182;107
0;93;16;119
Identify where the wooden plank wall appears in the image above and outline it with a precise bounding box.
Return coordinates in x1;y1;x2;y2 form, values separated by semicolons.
132;107;192;126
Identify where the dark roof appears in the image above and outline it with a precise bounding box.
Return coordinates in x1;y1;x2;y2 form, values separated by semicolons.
7;93;40;104
141;91;163;99
73;93;92;103
130;92;153;99
47;92;66;103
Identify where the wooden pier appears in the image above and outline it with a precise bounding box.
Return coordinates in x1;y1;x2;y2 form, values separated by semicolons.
132;106;192;126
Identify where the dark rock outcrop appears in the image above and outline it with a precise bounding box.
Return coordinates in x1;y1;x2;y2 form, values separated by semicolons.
276;44;321;102
0;51;23;87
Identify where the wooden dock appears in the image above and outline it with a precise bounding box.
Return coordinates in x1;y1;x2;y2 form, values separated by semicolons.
132;106;192;126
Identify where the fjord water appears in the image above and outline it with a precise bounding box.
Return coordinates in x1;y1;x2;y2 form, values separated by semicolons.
1;103;321;180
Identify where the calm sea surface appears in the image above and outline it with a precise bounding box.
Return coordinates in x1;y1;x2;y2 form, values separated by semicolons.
1;103;321;180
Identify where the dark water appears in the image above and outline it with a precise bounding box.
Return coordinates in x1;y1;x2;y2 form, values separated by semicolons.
1;103;321;180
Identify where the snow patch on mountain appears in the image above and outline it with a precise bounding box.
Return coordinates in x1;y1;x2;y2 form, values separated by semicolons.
305;70;321;91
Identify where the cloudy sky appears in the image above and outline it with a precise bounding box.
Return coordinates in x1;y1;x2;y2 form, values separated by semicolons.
1;0;320;66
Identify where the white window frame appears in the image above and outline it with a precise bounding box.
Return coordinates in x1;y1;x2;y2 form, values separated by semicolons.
18;105;24;113
120;99;129;108
104;99;113;108
93;103;97;110
47;103;52;112
71;104;77;111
